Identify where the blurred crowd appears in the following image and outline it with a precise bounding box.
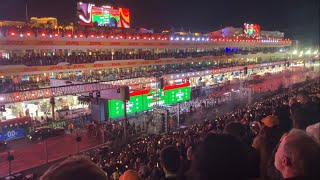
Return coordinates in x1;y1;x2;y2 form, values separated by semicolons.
36;78;320;180
0;48;280;66
0;56;289;93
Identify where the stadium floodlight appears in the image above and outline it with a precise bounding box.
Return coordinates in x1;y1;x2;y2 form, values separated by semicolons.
306;50;311;54
292;50;298;55
299;51;304;57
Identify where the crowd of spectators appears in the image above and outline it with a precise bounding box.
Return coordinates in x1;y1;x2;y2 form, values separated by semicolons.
0;48;280;66
0;56;289;93
0;79;50;93
36;78;320;180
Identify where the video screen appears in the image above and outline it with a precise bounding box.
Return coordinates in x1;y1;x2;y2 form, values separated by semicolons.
77;2;130;28
244;23;260;37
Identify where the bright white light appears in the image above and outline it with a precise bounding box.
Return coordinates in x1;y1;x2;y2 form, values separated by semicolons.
192;38;195;41
314;50;318;54
0;97;4;101
292;50;298;55
20;34;23;37
306;50;311;55
182;37;185;41
170;37;174;40
300;51;304;55
187;38;190;41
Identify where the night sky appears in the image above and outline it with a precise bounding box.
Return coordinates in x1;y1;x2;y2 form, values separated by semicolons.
0;0;318;47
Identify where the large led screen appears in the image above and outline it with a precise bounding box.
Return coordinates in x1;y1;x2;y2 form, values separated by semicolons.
244;23;260;37
77;2;130;28
108;83;191;119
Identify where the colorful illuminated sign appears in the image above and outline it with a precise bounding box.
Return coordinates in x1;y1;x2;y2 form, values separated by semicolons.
165;86;191;104
77;2;130;28
107;83;191;119
108;100;124;119
244;23;260;37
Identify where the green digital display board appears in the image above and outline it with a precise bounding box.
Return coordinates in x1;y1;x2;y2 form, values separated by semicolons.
126;95;143;114
165;86;191;104
108;100;124;119
108;85;191;119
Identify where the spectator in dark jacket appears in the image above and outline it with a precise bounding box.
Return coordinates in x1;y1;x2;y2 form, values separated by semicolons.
190;133;248;180
160;145;182;180
224;122;260;179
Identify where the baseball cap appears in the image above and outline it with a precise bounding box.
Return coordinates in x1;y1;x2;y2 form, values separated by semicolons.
119;170;139;180
261;115;279;128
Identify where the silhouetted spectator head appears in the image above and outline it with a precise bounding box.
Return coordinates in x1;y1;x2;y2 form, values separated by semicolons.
40;156;108;180
296;91;309;104
191;133;248;180
160;145;181;176
186;146;192;161
275;129;320;179
291;107;312;130
311;96;320;103
288;97;298;107
223;122;247;140
273;106;292;133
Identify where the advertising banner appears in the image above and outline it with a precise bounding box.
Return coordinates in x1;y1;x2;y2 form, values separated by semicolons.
77;2;130;28
0;128;25;141
33;119;70;129
107;83;191;119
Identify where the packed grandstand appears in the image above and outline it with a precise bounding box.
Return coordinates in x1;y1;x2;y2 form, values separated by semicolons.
0;2;319;180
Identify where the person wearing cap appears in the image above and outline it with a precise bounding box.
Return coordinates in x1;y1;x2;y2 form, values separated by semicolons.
119;170;140;180
252;115;281;180
261;115;280;128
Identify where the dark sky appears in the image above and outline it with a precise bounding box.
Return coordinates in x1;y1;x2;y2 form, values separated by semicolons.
0;0;318;46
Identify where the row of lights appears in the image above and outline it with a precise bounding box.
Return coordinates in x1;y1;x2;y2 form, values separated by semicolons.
8;32;291;43
9;32;169;40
